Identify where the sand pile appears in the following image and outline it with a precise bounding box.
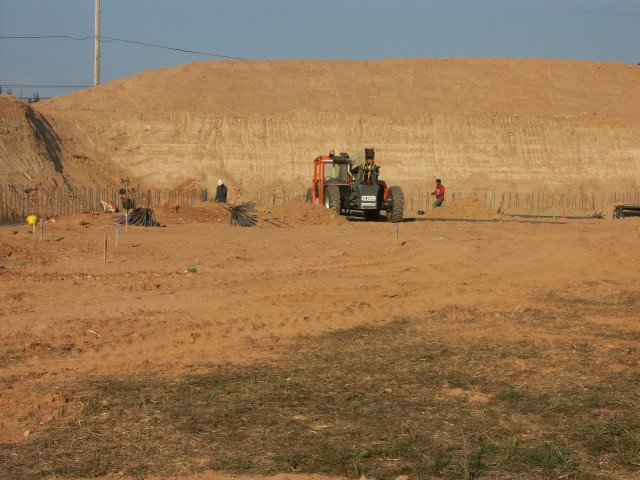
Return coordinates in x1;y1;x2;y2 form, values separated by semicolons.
430;197;505;220
26;59;640;193
260;198;346;226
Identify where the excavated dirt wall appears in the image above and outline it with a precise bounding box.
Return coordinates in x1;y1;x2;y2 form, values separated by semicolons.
43;111;638;193
3;58;639;194
0;96;121;188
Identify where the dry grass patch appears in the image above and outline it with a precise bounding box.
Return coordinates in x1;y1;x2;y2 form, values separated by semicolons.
2;298;639;479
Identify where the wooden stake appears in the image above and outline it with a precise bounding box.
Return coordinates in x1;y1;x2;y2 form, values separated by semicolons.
40;218;44;240
103;231;107;263
115;223;121;247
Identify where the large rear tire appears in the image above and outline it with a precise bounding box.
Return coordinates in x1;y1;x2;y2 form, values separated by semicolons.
324;185;341;215
387;186;404;223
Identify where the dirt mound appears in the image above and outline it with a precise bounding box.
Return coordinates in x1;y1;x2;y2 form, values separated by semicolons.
0;95;61;185
260;197;346;226
40;58;640;117
429;196;504;220
150;199;346;226
152;202;230;225
0;95;121;188
23;58;640;194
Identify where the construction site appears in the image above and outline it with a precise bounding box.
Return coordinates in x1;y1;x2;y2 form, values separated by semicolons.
1;58;640;480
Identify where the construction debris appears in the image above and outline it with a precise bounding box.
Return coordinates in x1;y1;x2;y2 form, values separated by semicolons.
100;200;119;212
117;208;160;227
227;202;257;227
613;204;640;219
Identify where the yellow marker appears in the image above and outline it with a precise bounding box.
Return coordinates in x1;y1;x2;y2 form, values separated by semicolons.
26;215;38;226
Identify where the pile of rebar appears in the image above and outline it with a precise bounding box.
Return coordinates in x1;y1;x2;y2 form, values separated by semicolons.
118;208;160;226
227;202;257;227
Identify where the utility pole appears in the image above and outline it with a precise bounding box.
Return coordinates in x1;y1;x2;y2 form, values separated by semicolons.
94;0;100;86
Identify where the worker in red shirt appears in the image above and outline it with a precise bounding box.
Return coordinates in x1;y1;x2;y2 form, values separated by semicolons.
431;178;445;208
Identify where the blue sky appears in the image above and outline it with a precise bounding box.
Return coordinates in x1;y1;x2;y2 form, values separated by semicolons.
1;0;638;99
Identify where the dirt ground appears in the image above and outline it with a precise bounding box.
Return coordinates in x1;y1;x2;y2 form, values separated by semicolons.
1;198;639;479
2;56;639;479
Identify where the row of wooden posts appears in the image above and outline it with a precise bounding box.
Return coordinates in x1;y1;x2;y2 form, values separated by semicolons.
1;184;638;223
23;205;136;265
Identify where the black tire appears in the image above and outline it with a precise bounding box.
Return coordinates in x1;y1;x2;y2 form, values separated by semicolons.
324;185;341;214
305;188;313;203
387;186;404;223
364;209;380;221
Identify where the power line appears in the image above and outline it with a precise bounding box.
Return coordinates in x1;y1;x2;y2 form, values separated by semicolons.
0;35;94;40
0;35;246;60
101;36;246;60
0;84;91;88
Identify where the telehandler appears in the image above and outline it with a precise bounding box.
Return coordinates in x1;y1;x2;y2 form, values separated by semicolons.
306;148;404;222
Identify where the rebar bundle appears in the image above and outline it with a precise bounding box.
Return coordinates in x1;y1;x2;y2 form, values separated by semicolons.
117;208;160;226
227;202;257;227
